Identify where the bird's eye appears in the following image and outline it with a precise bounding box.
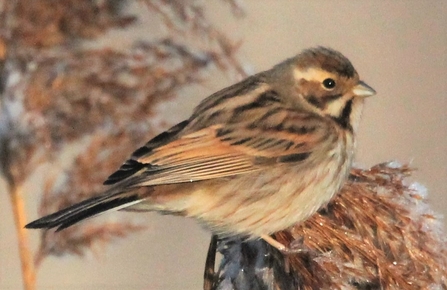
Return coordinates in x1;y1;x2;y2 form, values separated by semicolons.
322;78;336;90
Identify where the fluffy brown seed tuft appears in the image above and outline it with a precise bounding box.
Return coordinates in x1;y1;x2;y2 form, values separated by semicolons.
208;163;447;290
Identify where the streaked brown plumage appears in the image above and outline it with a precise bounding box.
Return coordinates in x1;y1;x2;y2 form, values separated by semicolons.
26;47;376;252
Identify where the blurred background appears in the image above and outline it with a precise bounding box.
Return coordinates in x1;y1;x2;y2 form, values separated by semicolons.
1;1;446;289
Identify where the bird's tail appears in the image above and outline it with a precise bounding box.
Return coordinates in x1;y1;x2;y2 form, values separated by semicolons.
25;188;143;232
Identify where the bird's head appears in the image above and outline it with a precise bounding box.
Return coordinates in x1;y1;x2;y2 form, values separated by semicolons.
272;47;376;131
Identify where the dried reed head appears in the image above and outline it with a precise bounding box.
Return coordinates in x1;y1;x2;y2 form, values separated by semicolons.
10;0;135;47
1;0;246;265
212;163;447;289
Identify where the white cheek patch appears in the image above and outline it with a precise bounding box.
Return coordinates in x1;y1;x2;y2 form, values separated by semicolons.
325;95;348;116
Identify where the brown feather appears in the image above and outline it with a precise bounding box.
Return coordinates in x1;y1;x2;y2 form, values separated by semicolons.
26;47;376;245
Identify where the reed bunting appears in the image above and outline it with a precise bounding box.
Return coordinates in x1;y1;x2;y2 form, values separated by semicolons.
26;47;376;252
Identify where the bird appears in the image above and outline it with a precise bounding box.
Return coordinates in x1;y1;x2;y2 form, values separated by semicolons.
26;47;376;253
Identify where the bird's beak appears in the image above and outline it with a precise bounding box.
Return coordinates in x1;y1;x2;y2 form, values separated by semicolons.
352;81;376;97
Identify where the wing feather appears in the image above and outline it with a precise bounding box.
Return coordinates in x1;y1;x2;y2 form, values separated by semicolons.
104;75;332;187
105;109;330;188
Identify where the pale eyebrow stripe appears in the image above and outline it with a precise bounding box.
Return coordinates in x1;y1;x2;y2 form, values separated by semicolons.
293;67;336;82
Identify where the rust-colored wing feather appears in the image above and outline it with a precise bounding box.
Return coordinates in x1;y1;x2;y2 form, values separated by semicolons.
104;109;329;188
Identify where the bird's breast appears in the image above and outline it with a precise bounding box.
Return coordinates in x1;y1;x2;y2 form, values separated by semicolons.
183;143;352;237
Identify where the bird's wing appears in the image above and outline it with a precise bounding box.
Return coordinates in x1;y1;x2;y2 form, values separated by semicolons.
104;110;328;187
25;109;330;231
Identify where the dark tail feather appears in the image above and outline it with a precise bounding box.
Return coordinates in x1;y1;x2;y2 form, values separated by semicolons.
25;193;140;231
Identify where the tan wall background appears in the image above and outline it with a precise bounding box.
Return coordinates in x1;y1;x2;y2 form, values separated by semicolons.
1;1;446;289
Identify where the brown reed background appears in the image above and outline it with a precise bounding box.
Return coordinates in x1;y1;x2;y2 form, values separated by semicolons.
0;1;446;289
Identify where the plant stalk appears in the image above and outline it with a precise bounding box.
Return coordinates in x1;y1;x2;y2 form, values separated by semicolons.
8;180;36;290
